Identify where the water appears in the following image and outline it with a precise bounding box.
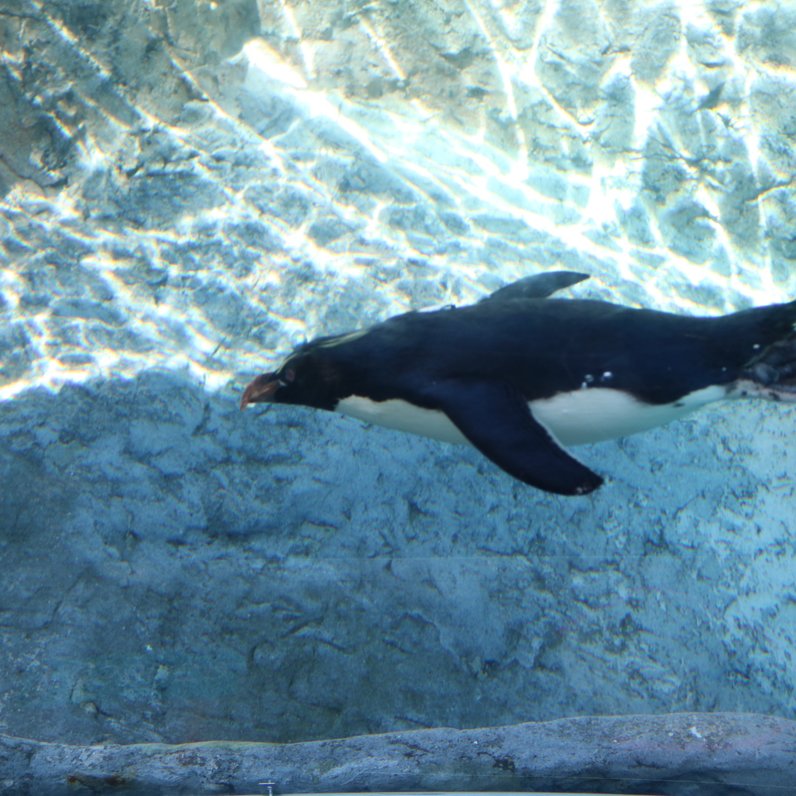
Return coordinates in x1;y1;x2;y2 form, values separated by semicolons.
1;1;795;794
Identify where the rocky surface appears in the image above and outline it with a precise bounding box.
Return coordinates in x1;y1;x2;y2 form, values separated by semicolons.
1;370;795;748
3;713;796;795
1;0;796;791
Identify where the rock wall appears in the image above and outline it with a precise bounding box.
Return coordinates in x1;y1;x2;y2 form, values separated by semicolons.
2;369;795;747
3;713;796;796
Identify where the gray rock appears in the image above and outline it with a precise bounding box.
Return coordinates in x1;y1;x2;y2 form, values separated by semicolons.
595;74;635;155
2;371;796;750
659;198;716;262
631;3;681;83
738;5;796;68
2;713;795;795
707;0;743;35
535;0;612;123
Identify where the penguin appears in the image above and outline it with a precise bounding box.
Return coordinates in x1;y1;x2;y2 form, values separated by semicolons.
241;271;796;495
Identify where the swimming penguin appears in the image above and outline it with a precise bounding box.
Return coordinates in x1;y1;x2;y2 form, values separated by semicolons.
241;271;796;495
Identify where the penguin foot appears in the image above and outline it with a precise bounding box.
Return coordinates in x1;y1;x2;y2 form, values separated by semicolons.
740;334;796;400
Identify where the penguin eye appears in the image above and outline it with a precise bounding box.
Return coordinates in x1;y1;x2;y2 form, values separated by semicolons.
276;366;297;388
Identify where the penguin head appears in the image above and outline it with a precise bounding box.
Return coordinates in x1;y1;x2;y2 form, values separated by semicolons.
240;347;341;411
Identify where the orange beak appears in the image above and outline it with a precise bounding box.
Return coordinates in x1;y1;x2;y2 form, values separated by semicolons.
240;374;280;409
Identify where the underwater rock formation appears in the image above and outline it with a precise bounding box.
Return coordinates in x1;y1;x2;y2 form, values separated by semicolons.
1;0;795;790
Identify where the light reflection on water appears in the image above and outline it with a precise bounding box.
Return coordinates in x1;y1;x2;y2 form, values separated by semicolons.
1;7;794;405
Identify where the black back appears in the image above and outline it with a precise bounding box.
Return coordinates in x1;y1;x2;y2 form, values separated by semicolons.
317;297;796;408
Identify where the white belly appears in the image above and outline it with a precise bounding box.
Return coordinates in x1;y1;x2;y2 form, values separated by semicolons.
336;385;728;447
530;384;727;444
338;394;467;444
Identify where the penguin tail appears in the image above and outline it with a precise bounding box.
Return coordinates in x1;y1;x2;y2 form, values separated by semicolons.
737;301;796;401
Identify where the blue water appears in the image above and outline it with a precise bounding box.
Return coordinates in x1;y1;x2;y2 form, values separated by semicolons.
0;3;795;791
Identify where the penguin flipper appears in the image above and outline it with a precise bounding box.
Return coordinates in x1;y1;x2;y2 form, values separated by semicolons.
481;271;589;303
427;380;603;495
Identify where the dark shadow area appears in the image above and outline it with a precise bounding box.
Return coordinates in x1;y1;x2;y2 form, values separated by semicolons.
0;369;794;748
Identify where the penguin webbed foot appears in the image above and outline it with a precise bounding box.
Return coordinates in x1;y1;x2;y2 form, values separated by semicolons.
743;334;796;399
